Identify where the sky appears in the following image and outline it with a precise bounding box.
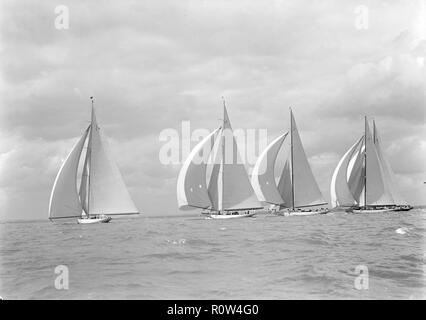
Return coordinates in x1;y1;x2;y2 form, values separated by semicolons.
0;0;425;220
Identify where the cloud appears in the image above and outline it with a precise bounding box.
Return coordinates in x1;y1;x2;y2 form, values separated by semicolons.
321;55;424;120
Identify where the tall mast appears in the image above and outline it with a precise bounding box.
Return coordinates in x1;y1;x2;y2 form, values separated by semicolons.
364;115;367;208
221;97;226;213
87;96;95;217
373;119;376;143
290;107;295;210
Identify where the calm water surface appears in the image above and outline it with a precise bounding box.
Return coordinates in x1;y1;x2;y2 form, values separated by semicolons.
0;210;425;299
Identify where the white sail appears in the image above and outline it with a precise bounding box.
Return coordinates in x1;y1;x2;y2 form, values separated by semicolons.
207;134;222;210
347;140;365;204
218;106;262;211
49;127;90;219
251;132;288;205
177;128;220;210
207;161;221;210
79;143;90;214
373;122;407;205
330;137;363;208
365;122;394;205
87;107;139;215
288;111;327;208
277;159;293;208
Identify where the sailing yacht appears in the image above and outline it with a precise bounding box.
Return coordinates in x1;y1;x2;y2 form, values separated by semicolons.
330;117;410;213
49;97;139;224
251;109;329;216
177;99;263;219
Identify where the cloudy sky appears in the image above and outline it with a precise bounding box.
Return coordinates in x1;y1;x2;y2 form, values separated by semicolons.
0;0;425;220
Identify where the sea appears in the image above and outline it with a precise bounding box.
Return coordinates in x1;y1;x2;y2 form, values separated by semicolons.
0;209;425;300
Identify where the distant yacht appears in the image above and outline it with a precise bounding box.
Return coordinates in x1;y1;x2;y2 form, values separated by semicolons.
330;117;411;213
251;108;329;216
49;97;139;224
177;99;263;219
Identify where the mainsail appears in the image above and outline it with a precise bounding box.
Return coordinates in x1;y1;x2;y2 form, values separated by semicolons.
277;159;294;208
207;133;222;210
216;106;262;211
49;101;139;219
86;108;139;215
177;103;262;212
373;121;407;205
288;110;327;208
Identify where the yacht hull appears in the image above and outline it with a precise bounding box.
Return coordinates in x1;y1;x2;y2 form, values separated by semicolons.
77;215;111;224
274;208;329;216
393;205;413;212
208;212;256;219
351;208;396;214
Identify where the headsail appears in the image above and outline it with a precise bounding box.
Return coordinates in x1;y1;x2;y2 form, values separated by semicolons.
177;128;220;210
251;132;288;205
49;127;90;219
330;137;363;208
